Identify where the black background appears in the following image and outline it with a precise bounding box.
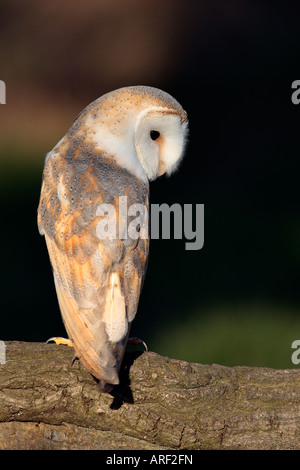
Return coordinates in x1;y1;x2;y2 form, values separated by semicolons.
1;1;300;368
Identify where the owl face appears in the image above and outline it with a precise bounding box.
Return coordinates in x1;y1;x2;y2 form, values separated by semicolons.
134;106;188;180
78;85;188;182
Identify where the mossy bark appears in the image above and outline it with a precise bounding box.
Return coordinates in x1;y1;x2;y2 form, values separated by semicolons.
0;341;300;450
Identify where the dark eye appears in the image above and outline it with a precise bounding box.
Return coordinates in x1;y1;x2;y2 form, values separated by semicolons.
150;130;160;141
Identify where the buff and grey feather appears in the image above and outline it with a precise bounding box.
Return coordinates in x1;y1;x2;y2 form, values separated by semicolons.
38;86;188;389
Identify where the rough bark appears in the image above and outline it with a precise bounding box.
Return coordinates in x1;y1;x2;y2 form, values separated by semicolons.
0;341;300;450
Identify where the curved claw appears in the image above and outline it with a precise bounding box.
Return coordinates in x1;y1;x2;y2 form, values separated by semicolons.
71;352;80;365
127;337;148;352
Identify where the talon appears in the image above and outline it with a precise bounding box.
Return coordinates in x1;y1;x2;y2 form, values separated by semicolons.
46;337;73;347
127;337;148;352
71;353;79;365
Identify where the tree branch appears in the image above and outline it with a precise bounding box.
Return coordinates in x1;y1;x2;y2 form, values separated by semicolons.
0;341;300;449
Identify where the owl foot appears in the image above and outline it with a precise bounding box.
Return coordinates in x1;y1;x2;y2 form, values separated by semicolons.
46;337;73;347
128;337;148;352
46;337;78;367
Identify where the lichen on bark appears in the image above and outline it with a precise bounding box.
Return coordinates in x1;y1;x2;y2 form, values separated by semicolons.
1;341;300;450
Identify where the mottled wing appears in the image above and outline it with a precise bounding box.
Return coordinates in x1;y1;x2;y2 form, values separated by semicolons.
38;142;149;385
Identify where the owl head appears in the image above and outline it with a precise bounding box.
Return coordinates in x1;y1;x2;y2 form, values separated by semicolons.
73;85;188;182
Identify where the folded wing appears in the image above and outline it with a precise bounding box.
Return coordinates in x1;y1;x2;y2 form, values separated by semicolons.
38;145;149;385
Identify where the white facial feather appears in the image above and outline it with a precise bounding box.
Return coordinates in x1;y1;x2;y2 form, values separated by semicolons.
160;116;188;176
86;101;188;183
134;108;188;180
86;116;148;183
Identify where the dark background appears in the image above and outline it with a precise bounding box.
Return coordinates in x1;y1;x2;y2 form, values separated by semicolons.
1;0;300;368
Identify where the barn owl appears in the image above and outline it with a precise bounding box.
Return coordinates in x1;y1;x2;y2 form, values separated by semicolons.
38;86;188;391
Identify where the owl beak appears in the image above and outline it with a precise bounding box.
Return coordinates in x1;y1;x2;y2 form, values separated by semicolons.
157;160;167;177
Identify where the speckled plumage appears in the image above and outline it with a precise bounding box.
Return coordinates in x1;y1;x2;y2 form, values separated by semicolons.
38;86;188;390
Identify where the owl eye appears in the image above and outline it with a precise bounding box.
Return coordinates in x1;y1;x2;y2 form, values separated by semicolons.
150;130;160;141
